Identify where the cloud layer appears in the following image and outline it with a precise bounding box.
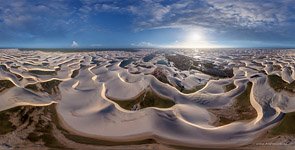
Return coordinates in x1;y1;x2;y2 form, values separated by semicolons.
0;0;295;47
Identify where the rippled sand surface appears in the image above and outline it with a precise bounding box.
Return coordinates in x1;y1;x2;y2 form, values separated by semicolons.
1;48;295;149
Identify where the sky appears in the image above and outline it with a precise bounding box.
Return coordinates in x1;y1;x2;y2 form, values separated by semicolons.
0;0;295;48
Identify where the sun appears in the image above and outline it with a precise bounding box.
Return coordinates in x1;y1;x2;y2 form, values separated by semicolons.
162;29;223;48
177;30;220;48
187;32;203;42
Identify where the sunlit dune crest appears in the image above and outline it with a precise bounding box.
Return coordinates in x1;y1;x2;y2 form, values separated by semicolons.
1;48;295;148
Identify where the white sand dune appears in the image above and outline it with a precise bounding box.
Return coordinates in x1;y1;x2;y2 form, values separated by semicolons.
0;49;295;148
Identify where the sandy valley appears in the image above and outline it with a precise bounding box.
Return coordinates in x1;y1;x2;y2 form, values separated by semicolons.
1;48;295;149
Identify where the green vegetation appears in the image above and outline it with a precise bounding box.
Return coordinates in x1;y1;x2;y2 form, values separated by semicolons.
234;82;256;116
0;80;15;92
25;80;61;95
0;109;16;135
0;106;44;136
165;54;193;70
270;112;295;135
166;54;233;78
216;117;234;126
64;133;155;146
111;89;175;110
43;79;60;95
0;106;66;148
251;61;263;67
267;77;295;135
258;70;267;75
13;73;23;81
268;75;295;93
151;67;206;94
25;105;154;148
25;84;39;92
272;65;281;71
211;82;257;126
28;70;57;76
20;106;67;148
27;121;66;148
223;82;236;92
10;65;20;69
0;65;9;71
71;69;80;78
48;104;156;146
151;67;170;85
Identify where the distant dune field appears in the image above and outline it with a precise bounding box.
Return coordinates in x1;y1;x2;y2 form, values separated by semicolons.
1;48;295;149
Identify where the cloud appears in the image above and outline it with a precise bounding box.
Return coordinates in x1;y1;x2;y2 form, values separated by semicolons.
127;0;295;43
1;0;294;33
80;0;294;33
0;0;75;42
1;0;295;47
73;0;295;44
71;41;79;48
131;41;156;48
131;37;221;48
127;0;293;31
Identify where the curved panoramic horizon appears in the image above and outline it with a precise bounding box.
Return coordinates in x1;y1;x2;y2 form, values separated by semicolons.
1;1;295;150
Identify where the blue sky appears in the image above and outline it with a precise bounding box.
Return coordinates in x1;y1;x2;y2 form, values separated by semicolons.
0;0;295;48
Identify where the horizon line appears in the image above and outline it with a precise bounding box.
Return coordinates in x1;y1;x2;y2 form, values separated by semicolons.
1;47;295;49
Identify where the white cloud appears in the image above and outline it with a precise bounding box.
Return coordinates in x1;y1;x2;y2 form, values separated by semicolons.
92;0;293;32
131;41;156;48
131;39;223;49
1;0;295;45
71;41;79;48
